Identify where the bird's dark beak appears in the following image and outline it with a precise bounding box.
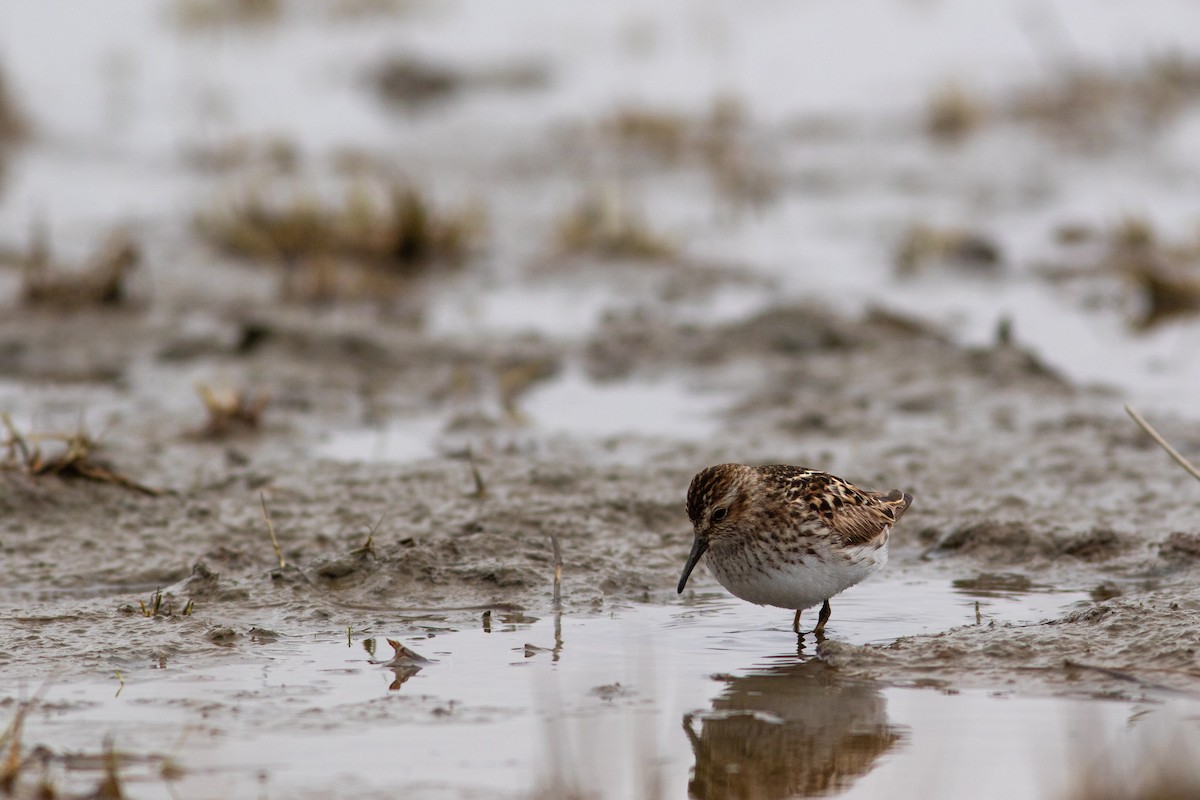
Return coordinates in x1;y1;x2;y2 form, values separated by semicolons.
677;535;709;594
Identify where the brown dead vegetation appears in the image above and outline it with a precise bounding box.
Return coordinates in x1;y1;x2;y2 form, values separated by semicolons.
194;383;271;438
196;180;484;300
1106;220;1200;329
1;414;159;495
168;0;282;31
925;83;987;143
19;230;140;309
924;54;1200;148
0;62;28;144
598;98;778;208
894;223;1003;277
1012;53;1200;145
557;187;675;261
368;55;548;110
1041;217;1200;329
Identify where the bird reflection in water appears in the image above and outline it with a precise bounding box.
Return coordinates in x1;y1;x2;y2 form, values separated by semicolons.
684;658;904;799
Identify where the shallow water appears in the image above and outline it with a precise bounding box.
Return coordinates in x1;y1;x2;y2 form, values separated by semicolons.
9;573;1141;800
316;369;724;463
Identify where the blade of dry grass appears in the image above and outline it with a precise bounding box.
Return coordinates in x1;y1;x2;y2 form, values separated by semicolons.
260;492;286;568
1125;404;1200;482
549;534;562;608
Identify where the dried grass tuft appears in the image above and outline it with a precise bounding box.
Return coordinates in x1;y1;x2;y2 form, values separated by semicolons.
895;223;1002;277
598;98;777;208
21;229;140;309
194;384;270;439
1010;53;1200;147
557;187;675;261
1;413;159;495
368;54;548;110
168;0;282;31
926;83;988;142
0;62;29;144
1105;219;1200;328
602;107;688;161
196;180;483;300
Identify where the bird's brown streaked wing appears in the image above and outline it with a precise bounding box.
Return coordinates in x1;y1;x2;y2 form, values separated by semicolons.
828;489;913;547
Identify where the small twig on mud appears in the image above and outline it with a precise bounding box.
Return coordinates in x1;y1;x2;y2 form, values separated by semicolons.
260;492;286;569
549;534;563;608
1125;404;1200;483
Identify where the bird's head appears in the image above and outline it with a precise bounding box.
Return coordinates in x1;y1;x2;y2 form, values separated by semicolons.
677;464;755;593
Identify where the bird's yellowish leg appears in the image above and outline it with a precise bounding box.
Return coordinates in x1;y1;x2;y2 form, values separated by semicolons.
792;610;801;634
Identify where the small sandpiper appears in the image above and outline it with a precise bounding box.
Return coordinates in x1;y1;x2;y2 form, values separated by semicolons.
677;464;912;635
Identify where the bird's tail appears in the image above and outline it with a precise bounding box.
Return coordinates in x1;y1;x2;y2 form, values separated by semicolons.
881;488;913;522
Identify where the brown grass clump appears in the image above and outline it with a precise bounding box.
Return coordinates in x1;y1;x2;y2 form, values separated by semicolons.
922;53;1200;146
1010;53;1200;147
602;107;688;161
496;356;560;420
20;229;140;309
369;57;462;109
1040;216;1200;328
368;55;548;110
168;0;282;31
0;62;29;144
598;98;777;207
926;83;987;143
1126;267;1200;328
1104;218;1200;329
557;188;675;261
196;180;483;299
894;223;1002;276
194;384;270;438
1;414;159;495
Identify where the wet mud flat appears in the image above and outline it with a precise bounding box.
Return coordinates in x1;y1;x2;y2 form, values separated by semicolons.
4;295;1200;798
4;1;1200;797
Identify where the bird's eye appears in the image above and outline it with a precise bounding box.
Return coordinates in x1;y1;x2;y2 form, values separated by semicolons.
712;507;728;522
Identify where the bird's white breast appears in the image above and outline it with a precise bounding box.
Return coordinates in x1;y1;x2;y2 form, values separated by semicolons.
706;541;887;612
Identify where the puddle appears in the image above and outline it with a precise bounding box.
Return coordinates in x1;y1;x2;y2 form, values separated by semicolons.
520;368;719;441
315;369;721;463
315;413;446;463
6;575;1139;800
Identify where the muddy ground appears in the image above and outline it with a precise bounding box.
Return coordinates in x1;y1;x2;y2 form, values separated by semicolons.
3;290;1199;698
5;3;1200;797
